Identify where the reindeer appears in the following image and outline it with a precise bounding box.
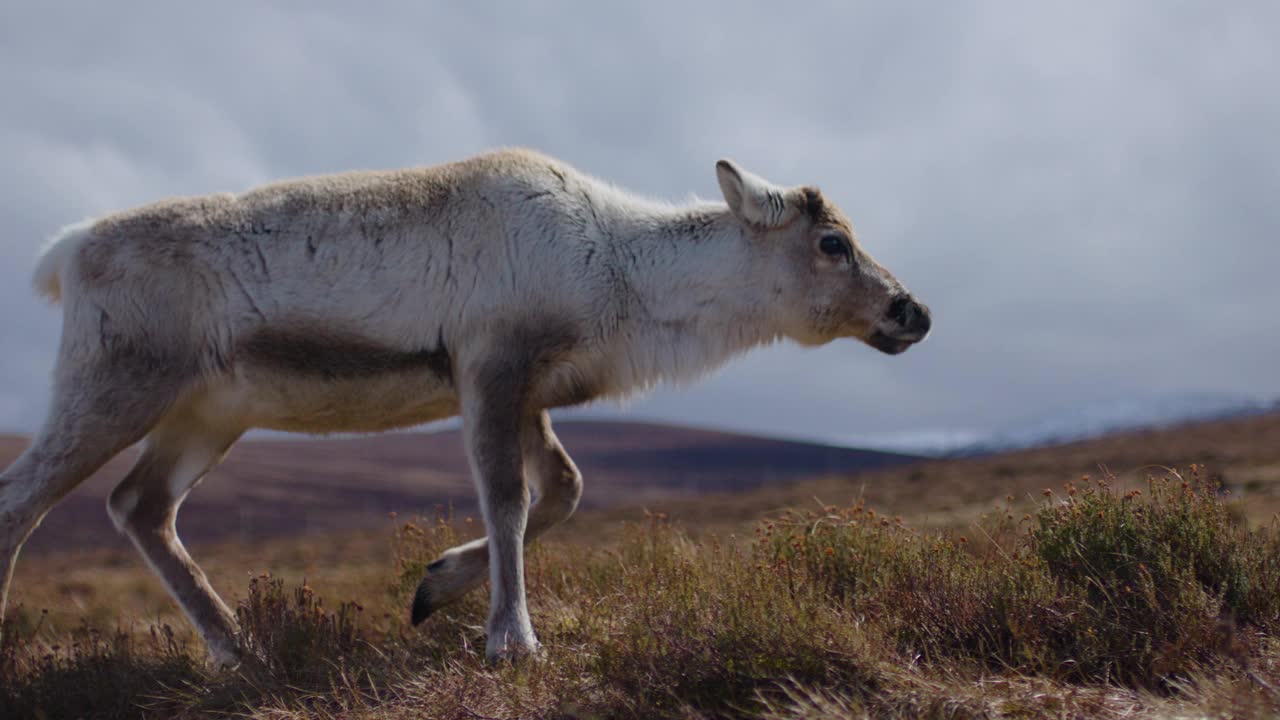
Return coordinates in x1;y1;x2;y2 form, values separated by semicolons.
0;149;931;664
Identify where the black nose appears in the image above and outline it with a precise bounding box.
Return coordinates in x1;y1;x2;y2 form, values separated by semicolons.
887;295;931;337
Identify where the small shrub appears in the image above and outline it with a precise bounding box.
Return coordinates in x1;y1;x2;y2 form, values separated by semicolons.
1028;470;1280;682
762;503;1073;671
1032;469;1280;629
592;517;887;717
236;573;369;684
0;617;199;720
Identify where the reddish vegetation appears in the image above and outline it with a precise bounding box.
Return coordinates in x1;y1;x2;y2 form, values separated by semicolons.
3;413;1280;718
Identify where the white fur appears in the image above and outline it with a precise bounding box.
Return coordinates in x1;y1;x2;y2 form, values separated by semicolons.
38;151;815;437
32;219;93;302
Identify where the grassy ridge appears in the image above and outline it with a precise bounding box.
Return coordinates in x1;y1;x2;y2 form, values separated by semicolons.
3;467;1279;718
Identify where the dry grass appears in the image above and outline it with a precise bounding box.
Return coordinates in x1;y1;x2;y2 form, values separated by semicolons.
4;464;1280;719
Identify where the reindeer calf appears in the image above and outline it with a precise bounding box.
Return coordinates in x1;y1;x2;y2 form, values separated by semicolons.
0;149;931;664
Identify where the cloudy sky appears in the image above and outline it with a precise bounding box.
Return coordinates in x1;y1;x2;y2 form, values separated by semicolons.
1;2;1276;449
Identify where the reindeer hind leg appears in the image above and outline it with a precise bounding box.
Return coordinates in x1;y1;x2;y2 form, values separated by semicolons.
107;411;243;666
0;354;186;637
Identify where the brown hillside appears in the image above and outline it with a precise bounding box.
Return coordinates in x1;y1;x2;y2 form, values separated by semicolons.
2;420;918;554
630;410;1280;534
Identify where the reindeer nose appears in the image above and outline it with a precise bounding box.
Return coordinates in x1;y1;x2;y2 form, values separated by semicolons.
887;295;931;337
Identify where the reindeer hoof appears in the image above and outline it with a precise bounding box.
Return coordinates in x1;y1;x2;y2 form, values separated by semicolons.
485;639;543;665
208;640;245;671
485;622;542;664
411;579;434;625
410;557;447;625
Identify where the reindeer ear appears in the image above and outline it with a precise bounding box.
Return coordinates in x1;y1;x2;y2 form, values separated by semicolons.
715;159;800;229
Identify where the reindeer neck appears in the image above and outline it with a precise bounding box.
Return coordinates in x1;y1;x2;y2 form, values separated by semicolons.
597;202;785;387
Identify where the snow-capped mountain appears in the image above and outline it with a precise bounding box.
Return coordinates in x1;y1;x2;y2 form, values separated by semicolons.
954;392;1278;456
842;392;1278;457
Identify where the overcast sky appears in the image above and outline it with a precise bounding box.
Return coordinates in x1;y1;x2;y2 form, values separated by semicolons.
1;2;1277;449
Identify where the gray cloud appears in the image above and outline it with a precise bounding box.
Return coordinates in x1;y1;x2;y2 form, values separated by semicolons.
1;2;1276;445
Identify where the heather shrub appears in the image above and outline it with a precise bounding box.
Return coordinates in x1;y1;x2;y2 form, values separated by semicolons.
763;469;1280;685
761;503;1073;671
0;617;198;719
592;517;887;717
236;573;370;684
1028;469;1280;681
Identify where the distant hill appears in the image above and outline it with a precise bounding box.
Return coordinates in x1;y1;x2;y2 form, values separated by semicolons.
858;392;1280;457
1;421;920;553
955;392;1279;456
638;409;1280;535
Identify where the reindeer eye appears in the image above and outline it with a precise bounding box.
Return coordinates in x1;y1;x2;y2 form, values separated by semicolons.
819;234;849;260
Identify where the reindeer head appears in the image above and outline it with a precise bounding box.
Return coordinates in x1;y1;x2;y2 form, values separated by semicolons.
716;159;931;355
